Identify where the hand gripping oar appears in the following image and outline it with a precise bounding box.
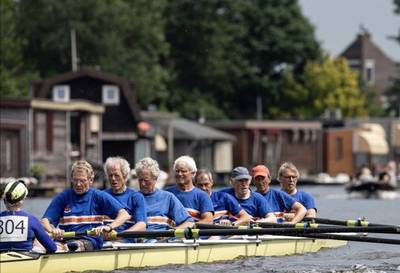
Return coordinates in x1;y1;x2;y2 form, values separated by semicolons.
303;217;394;227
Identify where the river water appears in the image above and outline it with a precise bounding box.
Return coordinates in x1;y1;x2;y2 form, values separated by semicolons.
21;185;400;273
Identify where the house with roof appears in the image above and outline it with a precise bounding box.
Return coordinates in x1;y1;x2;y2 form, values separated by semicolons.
31;66;145;168
142;111;235;179
340;29;399;99
1;66;237;187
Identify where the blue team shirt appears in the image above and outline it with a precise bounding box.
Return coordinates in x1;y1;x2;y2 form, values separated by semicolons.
220;188;273;219
141;189;193;230
210;191;242;223
258;188;296;213
43;188;124;249
290;190;316;211
165;186;214;220
104;188;147;232
0;210;57;253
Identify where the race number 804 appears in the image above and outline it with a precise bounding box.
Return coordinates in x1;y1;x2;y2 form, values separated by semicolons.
0;215;28;242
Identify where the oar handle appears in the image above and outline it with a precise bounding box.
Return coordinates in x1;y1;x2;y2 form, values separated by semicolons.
303;217;389;227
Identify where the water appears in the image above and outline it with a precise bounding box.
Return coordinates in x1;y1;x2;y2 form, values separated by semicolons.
22;185;400;273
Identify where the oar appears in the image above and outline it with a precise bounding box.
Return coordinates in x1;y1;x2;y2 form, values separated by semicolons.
195;224;400;245
303;217;393;227
59;227;400;245
114;226;400;240
196;222;322;229
293;233;400;245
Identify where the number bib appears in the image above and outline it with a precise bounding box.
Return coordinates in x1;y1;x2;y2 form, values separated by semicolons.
0;215;28;242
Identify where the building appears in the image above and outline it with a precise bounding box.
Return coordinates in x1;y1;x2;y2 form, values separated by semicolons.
340;29;398;99
31;66;145;167
207;120;323;176
142;111;235;176
0;98;104;184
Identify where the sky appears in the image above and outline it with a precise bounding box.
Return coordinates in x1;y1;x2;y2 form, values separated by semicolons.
299;0;400;61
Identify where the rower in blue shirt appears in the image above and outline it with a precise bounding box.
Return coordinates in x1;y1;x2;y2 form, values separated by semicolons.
135;157;194;230
278;162;317;219
0;180;57;253
103;157;147;244
41;160;131;251
252;164;306;224
194;169;250;226
165;155;214;224
221;167;277;223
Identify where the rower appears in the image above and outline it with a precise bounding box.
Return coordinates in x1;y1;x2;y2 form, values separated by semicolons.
103;157;146;239
136;157;194;230
252;164;306;224
41;160;131;251
165;155;214;224
277;162;317;218
0;180;57;253
194;169;250;226
221;167;277;223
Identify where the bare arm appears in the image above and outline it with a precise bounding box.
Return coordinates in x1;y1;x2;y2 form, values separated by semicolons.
109;209;131;230
41;218;65;239
305;208;317;218
257;212;277;223
175;220;195;229
124;221;146;232
285;202;307;224
232;209;251;226
197;211;214;224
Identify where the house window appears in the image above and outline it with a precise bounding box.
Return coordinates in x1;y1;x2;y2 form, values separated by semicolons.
335;137;343;160
364;59;375;85
102;85;120;105
348;59;361;71
52;85;70;102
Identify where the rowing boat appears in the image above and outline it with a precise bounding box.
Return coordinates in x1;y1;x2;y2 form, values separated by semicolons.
0;235;346;273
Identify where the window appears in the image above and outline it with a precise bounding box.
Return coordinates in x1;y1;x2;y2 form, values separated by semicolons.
335;137;343;160
102;85;120;105
348;59;361;71
364;59;375;85
52;85;70;102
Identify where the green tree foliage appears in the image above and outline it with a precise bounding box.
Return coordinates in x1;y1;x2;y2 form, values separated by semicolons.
15;0;171;107
165;0;321;119
281;56;367;118
0;0;37;97
4;0;321;119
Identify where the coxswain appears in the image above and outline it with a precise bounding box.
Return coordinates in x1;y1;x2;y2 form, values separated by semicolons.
0;180;57;253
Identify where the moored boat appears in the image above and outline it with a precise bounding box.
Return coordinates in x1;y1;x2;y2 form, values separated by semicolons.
0;235;347;273
346;181;397;199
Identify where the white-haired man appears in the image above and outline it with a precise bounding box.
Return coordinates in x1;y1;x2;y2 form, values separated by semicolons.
165;155;214;224
136;157;194;230
103;157;147;237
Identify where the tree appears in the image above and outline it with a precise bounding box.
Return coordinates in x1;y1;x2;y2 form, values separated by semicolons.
280;56;367;118
0;0;37;97
15;0;171;107
165;0;321;119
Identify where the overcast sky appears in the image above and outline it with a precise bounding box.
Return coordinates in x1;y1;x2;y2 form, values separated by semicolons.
299;0;400;61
